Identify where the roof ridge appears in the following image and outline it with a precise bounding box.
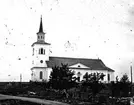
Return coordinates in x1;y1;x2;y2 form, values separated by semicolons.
49;56;100;60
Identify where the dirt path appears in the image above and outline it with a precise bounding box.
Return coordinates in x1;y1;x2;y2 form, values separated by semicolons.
0;94;69;105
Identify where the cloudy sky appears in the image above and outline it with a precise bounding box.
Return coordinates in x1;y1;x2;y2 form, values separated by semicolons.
0;0;134;81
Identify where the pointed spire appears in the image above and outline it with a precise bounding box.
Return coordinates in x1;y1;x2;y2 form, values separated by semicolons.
39;15;43;33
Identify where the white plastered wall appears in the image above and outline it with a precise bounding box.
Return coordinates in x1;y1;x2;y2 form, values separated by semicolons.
32;44;50;68
31;68;48;81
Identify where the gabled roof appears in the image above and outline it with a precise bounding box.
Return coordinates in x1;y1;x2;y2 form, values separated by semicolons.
31;41;50;46
46;56;114;72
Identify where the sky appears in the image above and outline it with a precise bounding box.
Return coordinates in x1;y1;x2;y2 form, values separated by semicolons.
0;0;134;81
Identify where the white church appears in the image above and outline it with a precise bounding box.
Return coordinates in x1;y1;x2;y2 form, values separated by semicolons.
31;17;114;82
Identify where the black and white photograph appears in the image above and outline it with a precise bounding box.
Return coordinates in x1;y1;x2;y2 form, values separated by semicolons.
0;0;133;105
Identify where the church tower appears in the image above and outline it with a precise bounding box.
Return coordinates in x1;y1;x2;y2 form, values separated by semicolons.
31;16;50;82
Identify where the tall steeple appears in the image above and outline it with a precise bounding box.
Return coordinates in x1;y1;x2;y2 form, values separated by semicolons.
31;15;51;82
39;15;43;33
37;15;45;42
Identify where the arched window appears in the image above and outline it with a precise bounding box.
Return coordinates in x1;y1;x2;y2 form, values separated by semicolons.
40;71;43;79
77;72;81;82
38;36;40;39
108;74;110;82
41;48;43;54
39;48;45;55
41;36;42;39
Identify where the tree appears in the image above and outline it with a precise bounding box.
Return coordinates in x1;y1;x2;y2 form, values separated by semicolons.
82;72;105;102
119;74;131;97
49;64;77;90
83;72;89;82
120;74;129;83
110;81;120;98
89;72;105;83
110;74;131;98
83;72;105;83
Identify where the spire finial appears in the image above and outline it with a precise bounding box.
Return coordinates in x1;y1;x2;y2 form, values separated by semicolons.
39;15;43;33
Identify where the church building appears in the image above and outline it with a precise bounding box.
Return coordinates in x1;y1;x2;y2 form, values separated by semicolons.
31;17;115;82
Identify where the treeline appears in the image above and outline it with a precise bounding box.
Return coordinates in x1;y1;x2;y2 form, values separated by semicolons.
1;64;132;105
49;64;131;97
